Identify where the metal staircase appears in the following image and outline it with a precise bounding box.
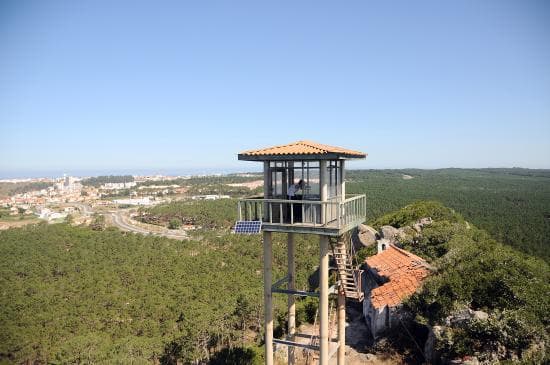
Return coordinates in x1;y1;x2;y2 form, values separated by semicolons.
330;236;364;302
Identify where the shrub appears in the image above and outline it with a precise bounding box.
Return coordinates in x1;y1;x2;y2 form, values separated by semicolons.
356;245;377;263
168;219;181;230
295;297;318;326
89;214;105;231
373;201;462;229
209;346;263;365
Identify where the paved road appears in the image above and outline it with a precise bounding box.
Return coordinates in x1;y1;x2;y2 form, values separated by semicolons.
110;212;151;235
61;201;188;240
109;211;188;240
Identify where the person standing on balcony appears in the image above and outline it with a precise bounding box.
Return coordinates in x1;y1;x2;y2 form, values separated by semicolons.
287;179;305;222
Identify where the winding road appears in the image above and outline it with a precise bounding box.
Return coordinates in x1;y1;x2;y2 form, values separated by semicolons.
66;202;188;240
108;211;188;240
110;211;151;235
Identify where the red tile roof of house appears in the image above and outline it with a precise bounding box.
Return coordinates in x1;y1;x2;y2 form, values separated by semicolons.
365;244;431;309
238;140;366;160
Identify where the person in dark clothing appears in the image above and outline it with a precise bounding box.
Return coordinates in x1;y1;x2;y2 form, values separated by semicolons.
287;179;304;222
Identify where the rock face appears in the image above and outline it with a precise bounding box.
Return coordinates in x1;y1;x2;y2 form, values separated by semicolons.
445;308;489;326
446;308;473;326
354;224;378;247
425;309;491;363
424;325;444;363
380;225;399;242
473;310;489;321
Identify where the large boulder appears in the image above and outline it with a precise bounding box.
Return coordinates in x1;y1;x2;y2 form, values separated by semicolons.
473;310;489;321
354;224;378;247
380;225;399;242
445;308;474;326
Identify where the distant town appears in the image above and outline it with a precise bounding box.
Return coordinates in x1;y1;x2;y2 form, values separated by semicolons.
0;173;242;234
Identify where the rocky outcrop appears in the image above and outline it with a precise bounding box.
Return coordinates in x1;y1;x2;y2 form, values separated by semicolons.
380;221;428;243
444;308;488;326
472;310;488;321
380;225;399;242
424;325;444;364
425;325;482;364
413;217;433;232
354;224;379;247
396;226;416;241
424;309;491;364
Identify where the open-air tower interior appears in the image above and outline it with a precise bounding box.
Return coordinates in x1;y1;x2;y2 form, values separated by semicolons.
236;140;367;365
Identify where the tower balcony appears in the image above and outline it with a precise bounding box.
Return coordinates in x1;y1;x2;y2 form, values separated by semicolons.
237;194;366;236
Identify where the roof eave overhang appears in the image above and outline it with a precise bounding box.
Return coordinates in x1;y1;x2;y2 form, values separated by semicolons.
238;153;366;161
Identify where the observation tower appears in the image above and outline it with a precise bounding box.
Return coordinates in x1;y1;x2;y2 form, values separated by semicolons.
236;140;367;365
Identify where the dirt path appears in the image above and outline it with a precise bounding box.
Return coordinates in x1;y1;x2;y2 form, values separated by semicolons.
274;302;401;365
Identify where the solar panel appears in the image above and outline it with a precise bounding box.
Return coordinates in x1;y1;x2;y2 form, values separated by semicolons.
234;220;262;234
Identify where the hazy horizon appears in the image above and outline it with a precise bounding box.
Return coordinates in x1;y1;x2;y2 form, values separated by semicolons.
2;165;549;180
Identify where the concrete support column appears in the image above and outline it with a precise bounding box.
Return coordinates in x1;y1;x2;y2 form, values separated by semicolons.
287;233;296;365
337;235;346;364
337;287;346;365
263;162;269;221
340;160;346;201
320;160;327;224
263;231;273;365
319;235;329;365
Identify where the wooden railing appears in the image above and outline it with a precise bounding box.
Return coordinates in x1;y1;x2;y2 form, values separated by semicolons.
237;194;366;230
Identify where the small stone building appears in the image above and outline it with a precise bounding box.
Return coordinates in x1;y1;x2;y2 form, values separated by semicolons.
362;244;431;338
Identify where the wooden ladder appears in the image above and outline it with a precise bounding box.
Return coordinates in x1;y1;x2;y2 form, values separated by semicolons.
330;237;364;302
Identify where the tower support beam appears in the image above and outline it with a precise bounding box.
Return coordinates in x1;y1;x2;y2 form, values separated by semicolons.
263;231;273;365
319;235;329;365
338;286;346;364
337;235;347;364
287;233;296;365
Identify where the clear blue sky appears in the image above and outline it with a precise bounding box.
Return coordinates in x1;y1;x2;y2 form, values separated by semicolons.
1;1;549;176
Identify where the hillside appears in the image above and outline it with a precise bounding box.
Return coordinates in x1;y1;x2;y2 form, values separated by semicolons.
347;168;550;261
0;220;320;364
370;201;549;363
0;181;52;198
0;199;548;363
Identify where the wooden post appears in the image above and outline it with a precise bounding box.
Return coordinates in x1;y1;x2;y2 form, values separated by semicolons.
319;235;329;365
263;231;273;365
287;233;296;365
338;284;346;364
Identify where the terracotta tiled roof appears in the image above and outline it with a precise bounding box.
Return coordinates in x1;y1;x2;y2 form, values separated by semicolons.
238;140;366;160
366;244;430;309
